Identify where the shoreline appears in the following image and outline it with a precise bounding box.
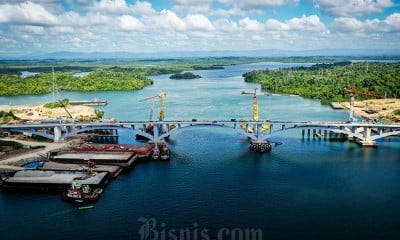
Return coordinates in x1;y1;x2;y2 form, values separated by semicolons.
0;103;97;122
340;98;400;122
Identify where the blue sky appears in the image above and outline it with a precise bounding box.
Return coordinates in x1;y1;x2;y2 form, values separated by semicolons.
0;0;399;56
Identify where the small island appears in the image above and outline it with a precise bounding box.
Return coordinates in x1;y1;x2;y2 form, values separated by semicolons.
169;72;202;79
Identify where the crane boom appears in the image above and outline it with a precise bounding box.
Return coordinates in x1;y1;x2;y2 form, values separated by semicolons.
58;100;73;119
140;91;166;121
343;85;383;122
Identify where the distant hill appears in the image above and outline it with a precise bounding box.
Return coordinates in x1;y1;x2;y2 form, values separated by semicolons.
1;49;400;60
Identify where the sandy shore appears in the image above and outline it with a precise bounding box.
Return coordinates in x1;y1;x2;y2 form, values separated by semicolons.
0;103;97;122
340;98;400;121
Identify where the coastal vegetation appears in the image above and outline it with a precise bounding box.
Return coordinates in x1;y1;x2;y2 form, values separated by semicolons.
0;110;20;124
95;109;105;119
0;69;153;96
243;62;400;103
43;99;69;109
169;72;202;79
0;140;23;152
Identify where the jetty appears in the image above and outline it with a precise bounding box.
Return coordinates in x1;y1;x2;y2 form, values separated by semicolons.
330;102;345;109
69;99;107;106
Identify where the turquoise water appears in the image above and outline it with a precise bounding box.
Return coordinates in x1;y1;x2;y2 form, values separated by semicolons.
1;62;399;240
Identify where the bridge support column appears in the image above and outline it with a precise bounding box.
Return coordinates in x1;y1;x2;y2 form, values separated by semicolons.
357;127;378;146
54;126;62;142
249;140;271;153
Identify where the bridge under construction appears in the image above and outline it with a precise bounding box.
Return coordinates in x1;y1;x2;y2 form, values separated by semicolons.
1;120;399;153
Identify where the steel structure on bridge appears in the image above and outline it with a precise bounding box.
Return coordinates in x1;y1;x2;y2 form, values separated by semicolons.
1;120;400;151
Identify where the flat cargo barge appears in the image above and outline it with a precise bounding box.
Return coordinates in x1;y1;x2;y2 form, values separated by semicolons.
49;151;137;168
71;143;153;159
0;170;109;192
40;162;123;178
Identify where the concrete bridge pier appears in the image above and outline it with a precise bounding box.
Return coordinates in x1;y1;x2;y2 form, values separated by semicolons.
249;123;272;153
54;126;62;142
357;127;378;146
249;140;271;153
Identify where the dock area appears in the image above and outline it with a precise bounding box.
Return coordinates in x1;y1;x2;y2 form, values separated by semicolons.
0;140;171;200
1;170;109;192
41;162;123;178
70;143;153;159
49;151;137;168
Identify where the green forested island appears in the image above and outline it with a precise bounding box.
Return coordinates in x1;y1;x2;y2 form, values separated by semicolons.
169;72;202;79
243;61;400;103
0;69;153;96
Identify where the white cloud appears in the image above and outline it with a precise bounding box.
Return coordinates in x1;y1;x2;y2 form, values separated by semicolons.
22;25;45;35
239;17;265;31
214;18;239;32
118;15;145;31
0;0;399;54
171;0;212;14
332;17;364;32
184;14;215;31
286;15;327;32
332;13;400;33
265;19;288;31
143;9;186;31
314;0;395;17
219;0;299;10
0;1;58;25
50;26;75;33
132;1;156;16
91;0;131;14
211;7;247;17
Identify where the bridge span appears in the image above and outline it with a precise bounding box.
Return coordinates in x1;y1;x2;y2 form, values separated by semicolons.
1;120;400;152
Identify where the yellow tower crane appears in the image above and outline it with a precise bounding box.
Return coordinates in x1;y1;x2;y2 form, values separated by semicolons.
241;88;259;121
140;90;167;121
241;88;270;132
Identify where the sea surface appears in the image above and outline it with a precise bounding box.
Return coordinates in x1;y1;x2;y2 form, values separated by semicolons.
1;62;400;240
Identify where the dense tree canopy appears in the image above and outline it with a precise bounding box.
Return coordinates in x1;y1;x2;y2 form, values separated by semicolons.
0;69;153;96
169;72;202;79
243;62;400;103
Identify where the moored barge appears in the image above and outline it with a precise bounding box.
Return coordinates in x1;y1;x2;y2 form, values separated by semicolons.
70;143;153;159
0;170;109;192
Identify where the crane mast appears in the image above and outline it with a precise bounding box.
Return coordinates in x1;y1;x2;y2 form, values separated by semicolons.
343;85;383;122
140;90;166;121
241;88;259;121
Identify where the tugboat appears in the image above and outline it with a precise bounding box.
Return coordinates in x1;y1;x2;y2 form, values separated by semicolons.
151;144;170;161
62;181;103;203
160;144;170;161
152;146;161;160
61;161;104;203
